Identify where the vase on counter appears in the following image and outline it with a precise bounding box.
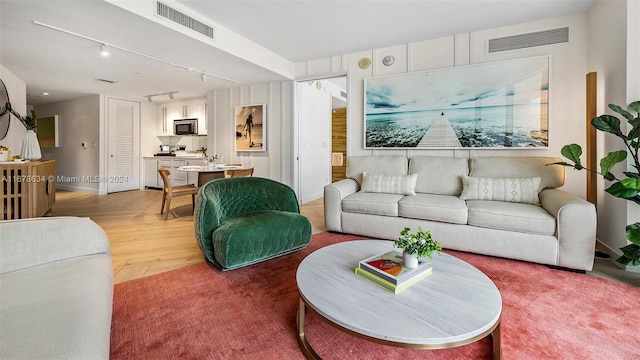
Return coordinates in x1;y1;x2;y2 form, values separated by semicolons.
21;130;41;160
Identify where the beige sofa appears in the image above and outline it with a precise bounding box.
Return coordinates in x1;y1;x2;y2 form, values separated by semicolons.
0;217;113;359
324;156;597;271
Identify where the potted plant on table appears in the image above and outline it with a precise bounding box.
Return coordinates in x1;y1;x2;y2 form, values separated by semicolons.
394;226;442;268
550;101;640;266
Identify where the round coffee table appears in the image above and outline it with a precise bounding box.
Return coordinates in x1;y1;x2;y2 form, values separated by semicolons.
296;240;502;359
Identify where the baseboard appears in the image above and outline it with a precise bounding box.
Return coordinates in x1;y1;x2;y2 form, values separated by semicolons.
56;183;100;195
596;239;640;274
301;192;322;205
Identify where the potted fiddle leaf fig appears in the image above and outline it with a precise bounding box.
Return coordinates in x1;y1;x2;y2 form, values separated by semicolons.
550;100;640;266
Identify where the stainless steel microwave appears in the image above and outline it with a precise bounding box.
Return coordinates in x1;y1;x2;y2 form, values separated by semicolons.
173;118;198;135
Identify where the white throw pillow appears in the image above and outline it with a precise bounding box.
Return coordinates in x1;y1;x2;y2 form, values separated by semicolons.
361;172;418;196
459;176;542;205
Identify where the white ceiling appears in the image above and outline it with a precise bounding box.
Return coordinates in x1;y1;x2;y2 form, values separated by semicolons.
0;0;596;106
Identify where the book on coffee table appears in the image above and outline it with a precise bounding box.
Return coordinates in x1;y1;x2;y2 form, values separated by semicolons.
355;250;433;294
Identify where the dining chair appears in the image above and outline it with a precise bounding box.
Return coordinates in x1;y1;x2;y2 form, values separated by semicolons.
227;167;254;178
158;167;199;220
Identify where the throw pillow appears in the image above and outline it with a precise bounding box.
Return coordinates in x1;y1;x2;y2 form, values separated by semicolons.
459;176;542;205
361;172;418;196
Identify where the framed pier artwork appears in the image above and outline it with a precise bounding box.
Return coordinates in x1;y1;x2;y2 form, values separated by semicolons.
364;56;549;149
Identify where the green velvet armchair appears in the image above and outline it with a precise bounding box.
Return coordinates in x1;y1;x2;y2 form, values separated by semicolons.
194;177;312;270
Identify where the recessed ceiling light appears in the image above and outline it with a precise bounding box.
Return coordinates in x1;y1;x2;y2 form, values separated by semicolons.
42;92;49;96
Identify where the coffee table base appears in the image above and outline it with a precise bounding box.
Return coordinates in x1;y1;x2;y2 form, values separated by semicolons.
297;297;502;359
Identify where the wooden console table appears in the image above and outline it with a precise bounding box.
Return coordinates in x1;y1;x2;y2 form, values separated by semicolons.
1;160;56;220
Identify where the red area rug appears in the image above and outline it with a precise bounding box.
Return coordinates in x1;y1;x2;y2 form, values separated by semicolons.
110;232;640;359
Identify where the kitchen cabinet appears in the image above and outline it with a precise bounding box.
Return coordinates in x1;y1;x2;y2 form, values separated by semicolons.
145;157;202;189
144;158;160;188
158;159;188;186
1;160;56;220
157;98;207;136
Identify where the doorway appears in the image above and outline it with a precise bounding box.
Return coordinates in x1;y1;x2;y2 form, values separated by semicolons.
295;75;347;204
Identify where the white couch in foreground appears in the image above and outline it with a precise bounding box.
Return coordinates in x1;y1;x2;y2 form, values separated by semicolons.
325;156;597;271
0;217;113;359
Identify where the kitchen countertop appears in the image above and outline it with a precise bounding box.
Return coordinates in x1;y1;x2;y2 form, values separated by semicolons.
144;156;206;160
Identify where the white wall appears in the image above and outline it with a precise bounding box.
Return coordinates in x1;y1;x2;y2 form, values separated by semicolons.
589;0;640;266
587;0;637;258
207;81;293;184
34;95;101;193
202;13;593;201
0;64;26;152
626;0;640;266
296;13;590;199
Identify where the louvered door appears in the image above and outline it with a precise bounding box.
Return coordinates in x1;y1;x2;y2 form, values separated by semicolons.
108;98;140;193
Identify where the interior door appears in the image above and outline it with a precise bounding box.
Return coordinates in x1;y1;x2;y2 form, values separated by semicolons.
107;98;140;193
297;81;332;204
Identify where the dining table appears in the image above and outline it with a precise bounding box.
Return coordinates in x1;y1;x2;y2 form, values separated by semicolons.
177;164;244;186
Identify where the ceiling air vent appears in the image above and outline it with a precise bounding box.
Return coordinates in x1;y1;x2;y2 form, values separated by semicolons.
488;27;569;53
156;1;214;39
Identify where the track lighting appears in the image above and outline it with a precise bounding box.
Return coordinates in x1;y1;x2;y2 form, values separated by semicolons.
100;43;109;57
33;20;237;83
144;91;179;102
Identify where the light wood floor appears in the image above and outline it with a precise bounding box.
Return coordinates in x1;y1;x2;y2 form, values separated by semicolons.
48;189;638;287
47;189;325;284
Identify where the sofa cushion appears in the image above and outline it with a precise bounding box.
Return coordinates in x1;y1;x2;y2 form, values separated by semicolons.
362;172;417;195
469;157;564;189
467;200;556;236
347;155;408;186
460;176;542;205
399;194;468;224
409;156;469;196
342;192;404;217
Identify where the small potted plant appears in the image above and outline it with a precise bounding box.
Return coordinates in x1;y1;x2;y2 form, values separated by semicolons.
196;147;207;158
394;226;442;268
208;154;219;168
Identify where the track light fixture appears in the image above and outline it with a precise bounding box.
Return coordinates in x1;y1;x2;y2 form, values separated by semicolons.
100;43;110;57
145;91;179;102
33;20;236;83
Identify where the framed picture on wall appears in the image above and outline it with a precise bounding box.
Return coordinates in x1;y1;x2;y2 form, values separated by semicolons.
235;104;266;152
364;56;550;149
36;115;59;147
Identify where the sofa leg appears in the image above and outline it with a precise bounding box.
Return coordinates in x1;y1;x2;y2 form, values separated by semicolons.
546;265;586;274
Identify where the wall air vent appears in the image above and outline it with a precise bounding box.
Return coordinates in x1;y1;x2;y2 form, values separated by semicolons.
156;1;214;39
488;27;569;53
